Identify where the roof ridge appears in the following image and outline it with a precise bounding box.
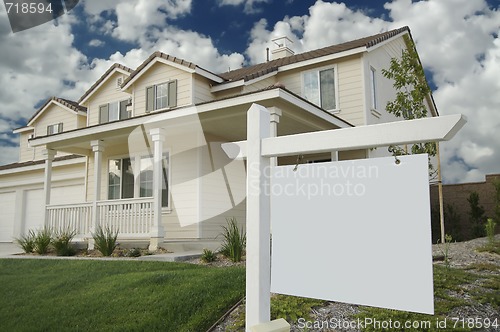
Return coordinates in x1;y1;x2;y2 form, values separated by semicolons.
218;26;410;82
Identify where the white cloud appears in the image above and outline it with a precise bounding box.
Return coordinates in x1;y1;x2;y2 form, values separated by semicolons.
217;0;270;14
0;145;19;165
245;1;388;64
81;0;192;42
0;11;87;124
88;39;104;47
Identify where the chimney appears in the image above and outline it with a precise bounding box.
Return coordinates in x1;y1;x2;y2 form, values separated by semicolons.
271;36;294;60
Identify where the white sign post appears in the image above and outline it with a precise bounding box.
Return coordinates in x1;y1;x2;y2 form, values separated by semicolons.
223;104;466;331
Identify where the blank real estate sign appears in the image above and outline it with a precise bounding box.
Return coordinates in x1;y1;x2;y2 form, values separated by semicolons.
270;154;434;314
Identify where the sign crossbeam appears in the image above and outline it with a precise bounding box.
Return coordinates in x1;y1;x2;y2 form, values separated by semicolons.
222;113;466;159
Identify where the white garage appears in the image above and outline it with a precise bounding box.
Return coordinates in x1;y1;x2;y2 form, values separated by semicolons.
0;192;16;242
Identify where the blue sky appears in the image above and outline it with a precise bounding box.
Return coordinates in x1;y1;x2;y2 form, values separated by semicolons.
0;0;499;184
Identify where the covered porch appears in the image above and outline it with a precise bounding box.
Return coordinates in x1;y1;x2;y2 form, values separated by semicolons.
30;88;352;250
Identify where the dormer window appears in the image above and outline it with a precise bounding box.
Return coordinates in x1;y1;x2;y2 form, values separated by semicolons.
47;123;63;135
99;100;130;124
145;80;177;112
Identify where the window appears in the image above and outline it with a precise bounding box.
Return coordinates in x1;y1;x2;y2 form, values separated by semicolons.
146;80;177;112
370;66;377;110
139;155;169;207
47;123;63;135
99;100;130;124
303;67;337;111
108;153;169;207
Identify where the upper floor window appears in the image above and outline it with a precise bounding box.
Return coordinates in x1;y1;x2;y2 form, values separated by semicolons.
99;100;130;124
47;123;63;135
370;66;377;110
146;80;177;113
303;67;337;111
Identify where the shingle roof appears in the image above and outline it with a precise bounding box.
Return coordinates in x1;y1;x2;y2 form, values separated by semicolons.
121;51;223;88
218;26;410;82
78;63;134;103
0;155;84;172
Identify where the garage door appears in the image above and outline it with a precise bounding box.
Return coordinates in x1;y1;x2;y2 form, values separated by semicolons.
24;189;44;233
0;192;16;242
23;185;84;234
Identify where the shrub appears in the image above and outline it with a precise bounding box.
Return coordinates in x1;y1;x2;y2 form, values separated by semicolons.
467;191;486;238
15;230;36;253
52;228;76;256
201;248;216;263
220;217;246;262
33;227;53;254
92;225;118;256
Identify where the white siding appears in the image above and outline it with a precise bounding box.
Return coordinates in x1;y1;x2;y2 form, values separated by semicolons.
198;136;246;239
86;71;132;126
364;37;407;127
193;75;215;104
132;62;192;117
18;131;37;163
337;56;364;126
34;103;79;136
277;55;365;126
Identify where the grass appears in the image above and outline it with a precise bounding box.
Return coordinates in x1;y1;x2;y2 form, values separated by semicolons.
354;265;498;331
476;240;500;255
0;259;245;331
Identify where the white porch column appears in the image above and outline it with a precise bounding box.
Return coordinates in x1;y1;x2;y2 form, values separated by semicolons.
149;128;166;251
42;148;56;226
246;104;271;331
89;140;105;249
268;107;282;168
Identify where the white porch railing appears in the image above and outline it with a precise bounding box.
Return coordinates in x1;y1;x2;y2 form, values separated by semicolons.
97;198;154;238
47;203;92;237
46;197;154;239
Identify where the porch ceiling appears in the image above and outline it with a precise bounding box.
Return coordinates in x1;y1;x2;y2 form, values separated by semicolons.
198;98;344;142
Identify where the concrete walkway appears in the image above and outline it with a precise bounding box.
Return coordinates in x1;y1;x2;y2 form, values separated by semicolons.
0;243;22;257
0;242;202;262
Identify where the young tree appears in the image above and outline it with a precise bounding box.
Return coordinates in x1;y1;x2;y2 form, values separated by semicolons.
382;35;443;242
382;35;437;176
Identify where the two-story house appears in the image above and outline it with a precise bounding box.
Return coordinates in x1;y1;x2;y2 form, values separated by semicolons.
0;26;437;250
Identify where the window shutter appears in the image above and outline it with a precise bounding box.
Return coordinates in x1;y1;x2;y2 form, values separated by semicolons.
146;86;154;113
168;80;177;108
120;100;129;119
99;104;109;124
47;125;52;136
57;123;63;133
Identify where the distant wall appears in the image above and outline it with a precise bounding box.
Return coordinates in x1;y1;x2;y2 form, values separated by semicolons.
430;174;499;242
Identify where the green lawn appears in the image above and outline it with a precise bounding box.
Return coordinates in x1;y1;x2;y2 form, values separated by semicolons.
0;259;245;332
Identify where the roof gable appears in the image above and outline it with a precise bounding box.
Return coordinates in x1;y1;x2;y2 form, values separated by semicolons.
121;52;224;90
27;96;87;127
78;63;133;104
